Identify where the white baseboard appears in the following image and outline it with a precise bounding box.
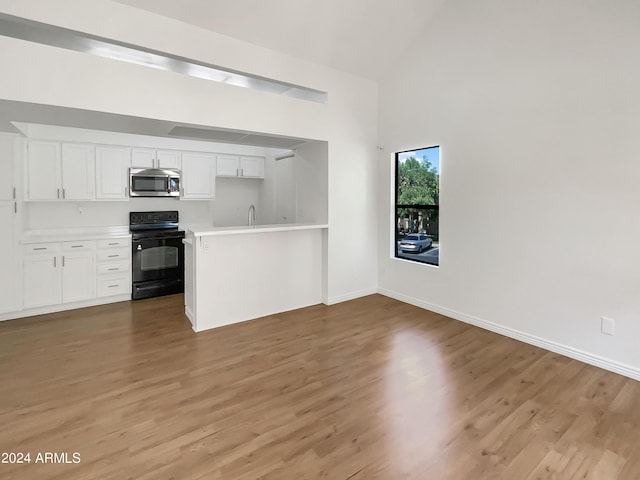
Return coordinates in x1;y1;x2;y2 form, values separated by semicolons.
324;287;378;306
0;294;131;322
378;288;640;382
185;306;195;329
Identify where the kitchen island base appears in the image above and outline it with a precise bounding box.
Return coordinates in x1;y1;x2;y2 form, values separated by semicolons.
185;225;327;332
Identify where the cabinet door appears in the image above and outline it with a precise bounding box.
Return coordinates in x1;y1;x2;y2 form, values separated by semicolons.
24;255;61;308
0;202;19;313
240;156;265;178
62;252;96;303
96;146;131;200
61;143;95;200
216;155;239;177
26;140;60;200
182;153;215;199
0;134;17;201
131;148;155;168
157;150;181;169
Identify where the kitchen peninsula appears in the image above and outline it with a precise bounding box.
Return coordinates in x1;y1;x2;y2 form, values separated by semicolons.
183;223;328;332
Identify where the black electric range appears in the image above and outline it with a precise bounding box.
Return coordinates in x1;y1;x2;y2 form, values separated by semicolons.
130;211;185;300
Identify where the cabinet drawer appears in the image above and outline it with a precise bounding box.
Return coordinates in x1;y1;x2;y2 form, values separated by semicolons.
23;243;60;255
97;247;130;262
97;275;130;297
62;240;96;252
97;261;129;275
97;238;130;249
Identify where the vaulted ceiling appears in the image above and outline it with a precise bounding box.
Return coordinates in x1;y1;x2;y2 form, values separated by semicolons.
114;0;445;80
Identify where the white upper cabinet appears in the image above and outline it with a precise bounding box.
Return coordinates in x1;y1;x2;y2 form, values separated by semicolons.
131;148;181;169
0;134;17;201
131;148;155;168
0;134;20;314
24;136;262;203
95;146;131;200
240;156;265;178
156;150;181;169
181;152;215;199
215;154;264;178
26;141;95;201
26;140;60;200
216;155;240;177
61;143;95;200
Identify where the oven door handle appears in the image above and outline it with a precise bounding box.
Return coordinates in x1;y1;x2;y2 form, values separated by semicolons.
135;236;186;242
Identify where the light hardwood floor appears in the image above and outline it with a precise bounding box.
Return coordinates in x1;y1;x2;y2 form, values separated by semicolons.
1;294;639;479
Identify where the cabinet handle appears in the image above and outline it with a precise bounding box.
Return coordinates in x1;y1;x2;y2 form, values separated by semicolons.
33;247;47;251
108;284;119;288
62;188;66;199
241;168;244;176
57;188;60;199
108;267;119;271
108;254;119;258
62;256;65;267
108;242;119;245
71;245;83;248
14;202;17;214
236;168;239;176
53;256;57;267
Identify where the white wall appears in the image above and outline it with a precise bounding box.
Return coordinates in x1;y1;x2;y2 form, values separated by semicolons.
258;150;287;225
0;0;378;304
213;178;262;227
295;142;328;224
378;0;640;376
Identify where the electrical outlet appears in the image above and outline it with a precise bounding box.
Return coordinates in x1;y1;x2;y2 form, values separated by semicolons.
601;317;615;336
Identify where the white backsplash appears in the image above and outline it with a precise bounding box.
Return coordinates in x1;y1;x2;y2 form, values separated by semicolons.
212;177;269;227
25;198;214;230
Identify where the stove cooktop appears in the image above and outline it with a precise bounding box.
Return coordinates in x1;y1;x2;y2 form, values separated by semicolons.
129;211;184;240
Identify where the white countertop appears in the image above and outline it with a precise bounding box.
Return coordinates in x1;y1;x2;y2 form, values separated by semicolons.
21;226;131;244
187;223;328;237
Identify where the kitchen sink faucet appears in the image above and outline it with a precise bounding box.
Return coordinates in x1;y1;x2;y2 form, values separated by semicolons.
248;204;256;226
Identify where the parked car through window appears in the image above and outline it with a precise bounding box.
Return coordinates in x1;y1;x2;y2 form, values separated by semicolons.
399;234;432;253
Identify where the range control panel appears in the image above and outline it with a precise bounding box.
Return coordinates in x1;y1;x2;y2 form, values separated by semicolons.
130;211;179;226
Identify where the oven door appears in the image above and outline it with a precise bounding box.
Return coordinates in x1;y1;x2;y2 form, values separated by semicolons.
132;236;184;284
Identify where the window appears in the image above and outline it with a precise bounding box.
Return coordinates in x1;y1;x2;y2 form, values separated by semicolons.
395;146;440;266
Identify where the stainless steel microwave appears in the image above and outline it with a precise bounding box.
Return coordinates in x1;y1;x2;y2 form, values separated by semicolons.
129;168;181;197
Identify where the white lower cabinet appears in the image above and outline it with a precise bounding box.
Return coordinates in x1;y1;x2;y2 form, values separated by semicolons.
23;241;95;308
97;274;129;297
96;237;131;298
61;241;96;303
22;236;131;311
0;202;20;314
23;244;62;308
